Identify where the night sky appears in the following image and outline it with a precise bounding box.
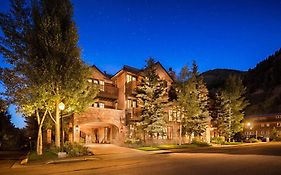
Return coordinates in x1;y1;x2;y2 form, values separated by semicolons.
1;0;281;128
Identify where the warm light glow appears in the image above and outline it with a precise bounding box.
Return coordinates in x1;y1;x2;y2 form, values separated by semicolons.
247;122;251;126
59;102;65;110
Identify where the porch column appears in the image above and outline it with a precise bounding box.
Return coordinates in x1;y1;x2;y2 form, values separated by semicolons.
110;125;113;143
73;125;80;143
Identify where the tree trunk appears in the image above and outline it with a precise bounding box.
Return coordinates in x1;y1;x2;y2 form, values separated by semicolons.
179;123;182;145
55;102;61;147
35;110;47;155
36;125;43;155
143;130;146;144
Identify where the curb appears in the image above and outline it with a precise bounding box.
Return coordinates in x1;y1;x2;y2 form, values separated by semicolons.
47;157;99;164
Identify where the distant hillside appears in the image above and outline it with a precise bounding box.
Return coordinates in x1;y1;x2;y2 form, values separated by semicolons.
244;49;281;115
201;69;245;93
201;48;281;115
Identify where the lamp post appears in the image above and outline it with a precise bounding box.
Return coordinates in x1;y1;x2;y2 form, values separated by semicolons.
59;102;65;148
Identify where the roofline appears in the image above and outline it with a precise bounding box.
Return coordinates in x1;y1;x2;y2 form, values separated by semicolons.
91;65;110;80
110;62;174;82
154;61;174;82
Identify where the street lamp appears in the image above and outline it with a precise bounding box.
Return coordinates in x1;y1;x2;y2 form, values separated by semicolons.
59;102;65;148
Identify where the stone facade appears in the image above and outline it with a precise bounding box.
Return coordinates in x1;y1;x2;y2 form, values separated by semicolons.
72;62;211;145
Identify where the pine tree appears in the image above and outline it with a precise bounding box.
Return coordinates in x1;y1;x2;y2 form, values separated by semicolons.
214;91;233;141
136;58;167;141
176;62;210;143
223;75;249;135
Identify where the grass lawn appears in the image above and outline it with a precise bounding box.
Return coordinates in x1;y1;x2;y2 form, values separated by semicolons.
28;150;58;163
137;143;210;151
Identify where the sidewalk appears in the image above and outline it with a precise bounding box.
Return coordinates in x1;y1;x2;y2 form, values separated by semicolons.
11;144;144;168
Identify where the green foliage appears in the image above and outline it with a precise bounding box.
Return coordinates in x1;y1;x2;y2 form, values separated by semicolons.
248;138;259;143
137;143;210;151
191;139;210;147
212;75;248;141
211;136;225;144
176;62;210;136
137;146;160;151
63;142;91;157
124;138;142;145
0;0;99;152
136;58;167;137
211;136;243;145
29;150;58;162
223;75;249;134
214;91;233;140
271;127;281;141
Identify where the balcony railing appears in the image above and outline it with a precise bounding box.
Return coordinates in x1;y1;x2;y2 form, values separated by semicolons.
125;81;137;96
98;84;118;99
125;108;142;123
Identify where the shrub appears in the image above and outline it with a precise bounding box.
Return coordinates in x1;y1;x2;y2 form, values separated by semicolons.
191;139;210;147
273;136;281;142
124;138;141;145
211;136;225;144
248;138;259;143
63;142;92;157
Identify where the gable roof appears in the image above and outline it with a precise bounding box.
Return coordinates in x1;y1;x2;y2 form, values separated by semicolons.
91;65;112;80
109;62;174;82
123;65;141;74
154;62;174;82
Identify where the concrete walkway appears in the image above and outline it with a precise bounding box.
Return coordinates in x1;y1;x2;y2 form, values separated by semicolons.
85;144;141;155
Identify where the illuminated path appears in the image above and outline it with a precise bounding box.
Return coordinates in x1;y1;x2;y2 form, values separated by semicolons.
1;143;281;175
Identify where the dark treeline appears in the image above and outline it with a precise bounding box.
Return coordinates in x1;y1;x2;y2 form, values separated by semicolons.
202;48;281;115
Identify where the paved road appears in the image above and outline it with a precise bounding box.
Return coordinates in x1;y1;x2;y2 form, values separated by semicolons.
0;151;27;169
1;143;281;175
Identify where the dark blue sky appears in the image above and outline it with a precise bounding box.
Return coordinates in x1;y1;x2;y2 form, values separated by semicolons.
1;0;281;128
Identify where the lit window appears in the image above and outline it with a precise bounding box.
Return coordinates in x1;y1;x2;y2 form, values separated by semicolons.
93;103;98;108
127;99;132;109
99;81;104;91
88;79;93;83
266;123;270;127
126;75;132;83
132;76;136;81
99;103;104;108
132;100;137;108
277;123;281;127
93;79;99;84
168;110;173;121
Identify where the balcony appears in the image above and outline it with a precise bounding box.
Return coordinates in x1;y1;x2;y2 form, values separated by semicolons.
125;81;137;96
125;108;142;123
98;84;118;99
